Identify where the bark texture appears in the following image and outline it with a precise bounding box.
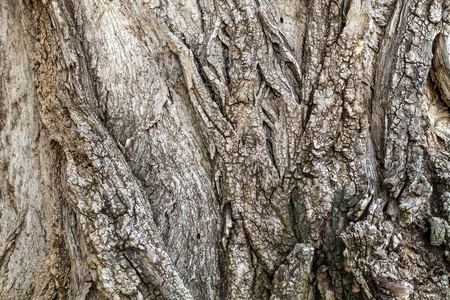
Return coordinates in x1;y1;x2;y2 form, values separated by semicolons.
1;0;450;299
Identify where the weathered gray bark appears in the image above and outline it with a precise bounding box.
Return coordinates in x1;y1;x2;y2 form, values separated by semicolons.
1;0;450;299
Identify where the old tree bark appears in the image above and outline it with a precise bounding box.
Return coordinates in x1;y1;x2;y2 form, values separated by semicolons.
2;0;450;299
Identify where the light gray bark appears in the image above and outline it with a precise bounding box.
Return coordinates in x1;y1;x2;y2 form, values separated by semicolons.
1;0;450;299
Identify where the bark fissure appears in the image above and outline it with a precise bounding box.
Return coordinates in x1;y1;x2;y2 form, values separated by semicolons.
0;209;27;269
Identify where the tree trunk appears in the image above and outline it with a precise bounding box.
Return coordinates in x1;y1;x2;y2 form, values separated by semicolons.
1;0;450;299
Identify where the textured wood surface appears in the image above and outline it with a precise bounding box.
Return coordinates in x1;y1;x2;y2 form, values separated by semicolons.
1;0;450;299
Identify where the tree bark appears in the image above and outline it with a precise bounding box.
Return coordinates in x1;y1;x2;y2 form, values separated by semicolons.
1;0;450;299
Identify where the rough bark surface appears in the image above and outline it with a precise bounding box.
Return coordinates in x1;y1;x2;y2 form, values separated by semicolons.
1;0;450;299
